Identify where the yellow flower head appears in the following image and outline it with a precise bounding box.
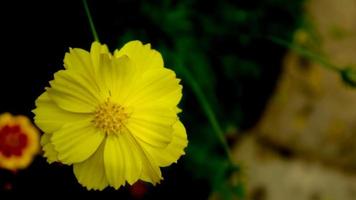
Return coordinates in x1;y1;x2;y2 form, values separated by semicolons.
33;41;188;190
0;113;39;170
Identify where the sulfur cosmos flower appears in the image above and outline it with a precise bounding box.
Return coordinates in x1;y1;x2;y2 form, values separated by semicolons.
33;41;187;190
0;113;39;170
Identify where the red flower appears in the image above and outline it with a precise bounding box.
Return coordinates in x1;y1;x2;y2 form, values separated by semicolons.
0;113;39;170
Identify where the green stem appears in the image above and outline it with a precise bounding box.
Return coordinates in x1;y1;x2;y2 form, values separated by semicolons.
179;66;234;164
82;0;100;42
269;36;341;72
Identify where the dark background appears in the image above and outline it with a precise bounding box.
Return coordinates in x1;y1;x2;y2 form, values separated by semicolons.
0;0;304;198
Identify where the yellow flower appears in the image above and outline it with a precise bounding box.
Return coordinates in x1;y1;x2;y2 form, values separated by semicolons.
33;41;188;190
0;113;39;170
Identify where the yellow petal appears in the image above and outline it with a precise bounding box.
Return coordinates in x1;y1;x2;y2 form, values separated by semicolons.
73;142;108;191
124;68;182;108
41;133;59;163
51;120;105;164
126;108;176;148
90;41;110;73
63;48;93;74
141;121;187;167
139;148;162;185
104;135;125;189
47;70;100;113
33;91;91;133
120;130;143;184
64;48;101;91
64;48;92;71
174;107;182;114
98;55;139;103
114;40;163;70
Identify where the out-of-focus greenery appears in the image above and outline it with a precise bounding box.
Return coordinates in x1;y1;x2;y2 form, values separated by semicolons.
271;35;356;88
112;0;305;199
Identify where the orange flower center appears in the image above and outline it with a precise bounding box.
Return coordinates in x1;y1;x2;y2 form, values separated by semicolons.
0;125;28;158
92;99;130;134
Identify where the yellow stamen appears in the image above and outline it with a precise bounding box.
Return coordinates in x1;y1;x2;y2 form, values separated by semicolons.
92;99;129;134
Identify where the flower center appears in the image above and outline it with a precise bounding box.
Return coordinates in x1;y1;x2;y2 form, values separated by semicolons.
0;125;28;158
92;99;129;134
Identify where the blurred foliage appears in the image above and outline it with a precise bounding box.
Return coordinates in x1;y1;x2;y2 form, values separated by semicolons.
108;0;306;199
271;32;356;88
341;66;356;87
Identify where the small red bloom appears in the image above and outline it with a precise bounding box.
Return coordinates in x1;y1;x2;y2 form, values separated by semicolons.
130;181;149;199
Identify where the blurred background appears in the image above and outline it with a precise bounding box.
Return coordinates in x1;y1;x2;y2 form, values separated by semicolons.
1;0;356;199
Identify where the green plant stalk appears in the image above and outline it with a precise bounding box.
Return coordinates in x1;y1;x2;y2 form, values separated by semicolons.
82;0;100;42
179;66;234;164
269;36;341;72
